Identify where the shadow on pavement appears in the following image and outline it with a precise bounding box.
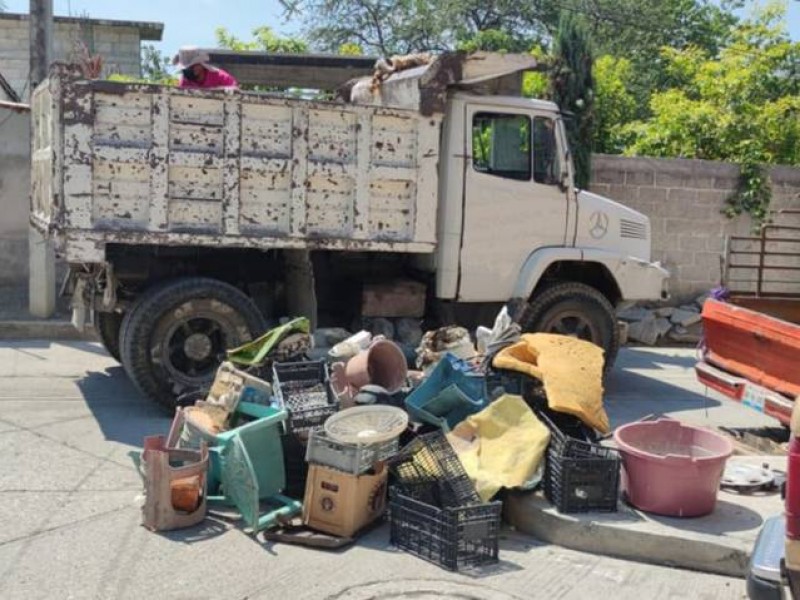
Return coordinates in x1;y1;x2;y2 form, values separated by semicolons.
158;516;230;544
77;365;171;449
605;350;722;427
642;498;764;534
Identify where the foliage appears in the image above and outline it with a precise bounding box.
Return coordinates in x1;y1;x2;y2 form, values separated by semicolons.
337;42;364;56
279;0;550;55
551;12;594;189
592;55;636;154
215;26;309;54
622;6;800;223
141;44;175;83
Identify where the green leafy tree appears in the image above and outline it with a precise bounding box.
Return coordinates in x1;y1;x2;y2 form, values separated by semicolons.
141;44;174;83
622;6;800;222
279;0;550;55
215;26;309;54
551;12;595;189
592;55;636;154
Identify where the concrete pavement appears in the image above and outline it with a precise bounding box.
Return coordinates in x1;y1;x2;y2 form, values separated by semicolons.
0;341;770;599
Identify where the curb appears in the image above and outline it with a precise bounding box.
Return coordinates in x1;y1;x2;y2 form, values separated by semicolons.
0;320;98;341
505;492;750;578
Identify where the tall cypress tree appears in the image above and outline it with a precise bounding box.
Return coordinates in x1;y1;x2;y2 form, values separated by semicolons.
551;12;594;189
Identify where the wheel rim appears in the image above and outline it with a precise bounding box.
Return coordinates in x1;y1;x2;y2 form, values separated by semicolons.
150;302;251;390
540;310;599;343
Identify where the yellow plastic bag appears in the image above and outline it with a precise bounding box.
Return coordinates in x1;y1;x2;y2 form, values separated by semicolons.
492;333;609;434
448;394;550;502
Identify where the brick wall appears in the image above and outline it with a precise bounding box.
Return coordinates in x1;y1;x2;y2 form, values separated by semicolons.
590;155;800;299
0;14;162;100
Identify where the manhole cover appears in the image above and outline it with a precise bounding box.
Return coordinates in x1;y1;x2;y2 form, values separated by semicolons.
325;579;523;600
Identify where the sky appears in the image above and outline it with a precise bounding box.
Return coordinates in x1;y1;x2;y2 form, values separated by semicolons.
4;0;800;56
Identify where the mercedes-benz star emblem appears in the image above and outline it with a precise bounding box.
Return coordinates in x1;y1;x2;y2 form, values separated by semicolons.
589;211;609;239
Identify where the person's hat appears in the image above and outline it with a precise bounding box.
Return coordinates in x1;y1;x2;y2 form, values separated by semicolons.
173;46;211;70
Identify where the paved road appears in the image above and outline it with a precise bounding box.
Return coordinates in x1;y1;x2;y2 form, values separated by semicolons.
0;341;771;599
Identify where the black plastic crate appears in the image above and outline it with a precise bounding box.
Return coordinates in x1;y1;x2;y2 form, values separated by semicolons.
537;410;620;513
281;431;308;500
389;488;501;571
273;360;338;433
388;431;480;508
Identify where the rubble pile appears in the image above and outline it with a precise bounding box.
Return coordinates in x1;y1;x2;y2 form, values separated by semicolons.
137;305;735;572
618;294;708;346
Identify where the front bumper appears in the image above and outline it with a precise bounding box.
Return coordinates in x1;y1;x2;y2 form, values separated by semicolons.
747;515;786;599
621;259;670;301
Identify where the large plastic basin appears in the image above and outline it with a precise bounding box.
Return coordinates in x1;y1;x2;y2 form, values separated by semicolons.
614;418;733;517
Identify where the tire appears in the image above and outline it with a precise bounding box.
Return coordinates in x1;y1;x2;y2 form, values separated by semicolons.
119;277;266;410
94;311;123;362
519;282;620;370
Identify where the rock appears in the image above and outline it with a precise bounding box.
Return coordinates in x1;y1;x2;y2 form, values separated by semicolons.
618;321;629;346
668;323;703;344
654;307;674;318
617;306;654;323
655;317;672;337
670;308;702;327
680;304;700;313
695;293;710;308
313;327;352;348
366;317;395;340
628;318;660;346
395;318;423;346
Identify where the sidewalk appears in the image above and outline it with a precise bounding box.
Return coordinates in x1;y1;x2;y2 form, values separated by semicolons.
0;283;93;340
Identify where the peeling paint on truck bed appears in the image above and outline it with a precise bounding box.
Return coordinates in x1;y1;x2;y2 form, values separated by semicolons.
31;70;440;257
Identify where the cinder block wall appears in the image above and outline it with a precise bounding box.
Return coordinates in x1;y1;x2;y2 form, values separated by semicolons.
0;17;143;101
590;155;800;299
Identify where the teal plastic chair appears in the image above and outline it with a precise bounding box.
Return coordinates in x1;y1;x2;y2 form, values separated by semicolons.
168;402;301;533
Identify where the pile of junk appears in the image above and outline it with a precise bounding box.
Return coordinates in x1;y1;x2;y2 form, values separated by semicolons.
140;309;738;572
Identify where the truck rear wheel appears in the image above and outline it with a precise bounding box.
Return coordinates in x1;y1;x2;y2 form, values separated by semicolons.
94;311;123;362
119;277;266;410
519;282;620;370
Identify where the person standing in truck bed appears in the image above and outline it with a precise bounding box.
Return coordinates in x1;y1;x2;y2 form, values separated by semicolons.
173;47;239;89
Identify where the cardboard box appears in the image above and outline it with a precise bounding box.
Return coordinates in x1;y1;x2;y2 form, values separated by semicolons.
302;463;388;538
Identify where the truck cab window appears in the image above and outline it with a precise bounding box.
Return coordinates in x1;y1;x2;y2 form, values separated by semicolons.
533;117;560;185
472;113;531;181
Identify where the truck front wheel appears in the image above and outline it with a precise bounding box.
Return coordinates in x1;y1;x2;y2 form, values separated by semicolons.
119;277;266;410
519;282;620;370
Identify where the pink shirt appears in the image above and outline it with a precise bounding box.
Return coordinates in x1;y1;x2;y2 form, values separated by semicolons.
179;67;238;89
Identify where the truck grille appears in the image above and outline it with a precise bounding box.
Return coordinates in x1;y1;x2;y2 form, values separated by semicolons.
621;219;647;240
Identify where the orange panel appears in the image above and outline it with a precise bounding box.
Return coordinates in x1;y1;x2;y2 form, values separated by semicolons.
703;299;800;398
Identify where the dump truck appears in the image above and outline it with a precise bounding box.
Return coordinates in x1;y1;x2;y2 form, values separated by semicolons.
30;52;669;408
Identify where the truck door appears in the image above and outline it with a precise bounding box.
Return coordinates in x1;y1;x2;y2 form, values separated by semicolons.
458;107;569;301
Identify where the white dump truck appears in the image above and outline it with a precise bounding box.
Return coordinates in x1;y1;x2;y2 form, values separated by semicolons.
30;52;668;408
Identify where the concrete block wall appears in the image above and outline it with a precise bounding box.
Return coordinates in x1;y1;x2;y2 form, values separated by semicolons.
0;15;151;100
590;155;800;299
0;111;31;284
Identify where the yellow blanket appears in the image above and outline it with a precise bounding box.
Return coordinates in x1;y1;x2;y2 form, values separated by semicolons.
492;333;609;434
448;394;550;502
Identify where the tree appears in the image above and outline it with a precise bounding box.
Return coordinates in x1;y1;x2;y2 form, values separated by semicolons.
279;0;551;55
141;44;174;83
215;25;308;54
592;55;636;154
622;6;800;222
551;12;594;189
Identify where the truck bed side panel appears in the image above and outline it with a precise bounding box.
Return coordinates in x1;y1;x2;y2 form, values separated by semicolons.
40;77;440;256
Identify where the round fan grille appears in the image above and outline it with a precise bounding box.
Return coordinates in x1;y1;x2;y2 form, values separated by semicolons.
324;405;409;444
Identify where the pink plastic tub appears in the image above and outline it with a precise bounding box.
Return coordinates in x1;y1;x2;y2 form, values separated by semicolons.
613;418;733;517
